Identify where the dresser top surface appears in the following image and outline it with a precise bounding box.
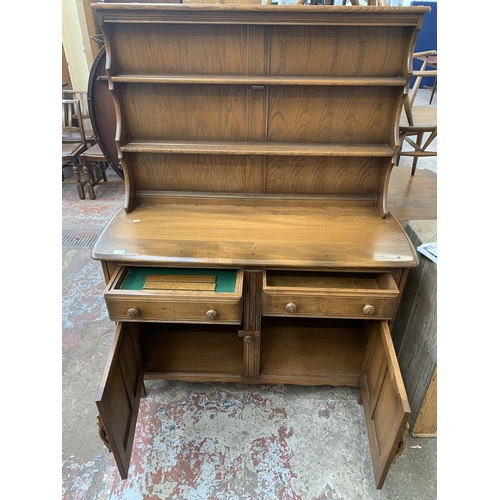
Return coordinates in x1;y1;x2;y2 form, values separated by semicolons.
92;200;418;270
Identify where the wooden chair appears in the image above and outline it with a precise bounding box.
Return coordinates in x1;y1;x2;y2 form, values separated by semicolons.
78;143;109;200
62;90;95;146
398;50;437;176
62;99;89;199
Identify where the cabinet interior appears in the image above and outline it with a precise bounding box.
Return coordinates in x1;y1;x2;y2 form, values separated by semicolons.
137;317;367;387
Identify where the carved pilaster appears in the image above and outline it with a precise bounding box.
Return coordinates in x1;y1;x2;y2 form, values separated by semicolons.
242;270;262;378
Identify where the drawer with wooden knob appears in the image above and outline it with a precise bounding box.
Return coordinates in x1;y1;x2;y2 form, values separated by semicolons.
104;266;243;324
262;270;399;320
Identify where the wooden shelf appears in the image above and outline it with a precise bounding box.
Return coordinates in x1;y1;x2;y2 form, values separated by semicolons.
121;140;394;157
111;75;407;87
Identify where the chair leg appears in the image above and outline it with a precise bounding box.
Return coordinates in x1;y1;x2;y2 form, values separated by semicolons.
100;162;108;182
396;131;406;167
93;162;106;183
72;165;86;200
421;128;437;152
83;165;96;200
429;78;437;104
411;132;424;176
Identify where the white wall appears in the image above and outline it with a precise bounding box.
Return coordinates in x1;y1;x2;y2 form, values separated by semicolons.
62;0;93;92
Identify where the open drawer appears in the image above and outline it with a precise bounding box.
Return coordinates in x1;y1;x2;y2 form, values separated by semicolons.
262;270;400;320
104;267;243;324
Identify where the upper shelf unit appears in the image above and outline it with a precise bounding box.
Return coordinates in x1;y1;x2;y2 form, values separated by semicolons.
92;4;430;217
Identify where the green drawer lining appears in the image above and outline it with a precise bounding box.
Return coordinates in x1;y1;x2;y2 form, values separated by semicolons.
121;268;238;293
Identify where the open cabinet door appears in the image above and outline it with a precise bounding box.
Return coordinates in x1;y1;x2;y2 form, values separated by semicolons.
360;321;411;489
96;322;144;479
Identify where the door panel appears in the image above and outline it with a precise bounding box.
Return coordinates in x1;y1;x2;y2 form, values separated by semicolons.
360;321;410;489
95;322;144;479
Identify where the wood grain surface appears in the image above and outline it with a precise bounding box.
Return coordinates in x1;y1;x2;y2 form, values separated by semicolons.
92;201;419;269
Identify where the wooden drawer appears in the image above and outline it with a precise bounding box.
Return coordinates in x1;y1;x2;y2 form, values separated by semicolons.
262;271;399;320
104;267;243;324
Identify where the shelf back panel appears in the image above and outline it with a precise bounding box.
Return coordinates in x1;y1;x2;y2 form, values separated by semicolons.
128;152;385;198
268;25;414;78
107;23;414;79
121;83;401;145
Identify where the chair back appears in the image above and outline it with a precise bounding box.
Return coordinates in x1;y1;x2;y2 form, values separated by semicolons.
403;50;437;126
62;99;85;145
62;90;90;120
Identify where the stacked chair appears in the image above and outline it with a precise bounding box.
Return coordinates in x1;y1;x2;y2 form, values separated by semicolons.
62;95;108;199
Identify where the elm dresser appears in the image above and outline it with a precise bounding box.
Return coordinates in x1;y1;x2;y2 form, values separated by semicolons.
90;3;429;489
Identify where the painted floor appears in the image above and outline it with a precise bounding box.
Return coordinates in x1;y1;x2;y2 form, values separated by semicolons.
62;91;437;499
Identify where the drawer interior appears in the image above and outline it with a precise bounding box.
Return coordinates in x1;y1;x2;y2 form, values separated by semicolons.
119;267;239;293
264;270;397;292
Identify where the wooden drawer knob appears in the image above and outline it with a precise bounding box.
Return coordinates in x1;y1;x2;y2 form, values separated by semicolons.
363;305;375;315
285;303;297;313
127;308;140;318
206;309;218;320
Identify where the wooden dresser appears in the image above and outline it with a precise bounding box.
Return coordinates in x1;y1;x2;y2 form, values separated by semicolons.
90;3;429;489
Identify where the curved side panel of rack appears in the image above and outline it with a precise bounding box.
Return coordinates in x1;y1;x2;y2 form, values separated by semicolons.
99;19;137;212
378;11;427;219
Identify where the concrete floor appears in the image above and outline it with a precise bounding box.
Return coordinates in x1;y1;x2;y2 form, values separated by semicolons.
62;90;437;500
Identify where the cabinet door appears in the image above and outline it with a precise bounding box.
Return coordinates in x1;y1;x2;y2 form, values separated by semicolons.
360;321;410;489
96;322;144;479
